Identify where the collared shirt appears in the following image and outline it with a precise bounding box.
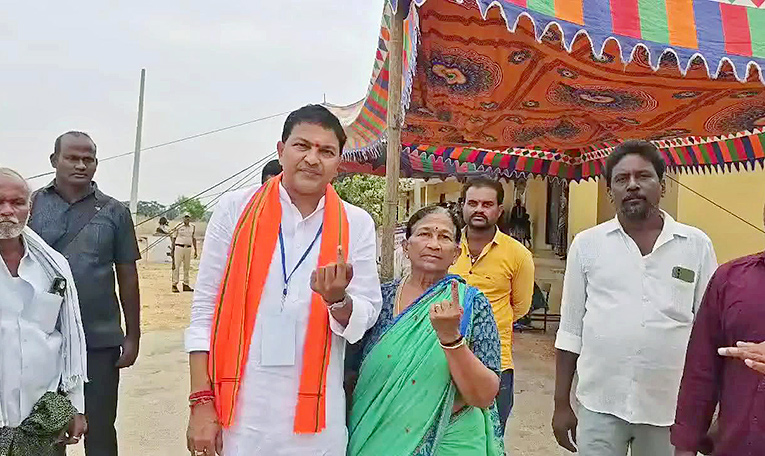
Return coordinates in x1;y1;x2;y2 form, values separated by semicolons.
173;224;195;246
556;213;717;426
671;252;765;456
29;182;141;348
185;184;382;456
0;243;84;427
450;228;535;370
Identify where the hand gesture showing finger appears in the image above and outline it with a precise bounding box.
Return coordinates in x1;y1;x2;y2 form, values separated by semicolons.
311;246;354;305
719;341;765;375
429;280;463;344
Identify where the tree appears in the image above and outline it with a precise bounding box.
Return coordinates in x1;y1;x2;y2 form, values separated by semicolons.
136;200;166;218
333;175;411;226
174;195;206;221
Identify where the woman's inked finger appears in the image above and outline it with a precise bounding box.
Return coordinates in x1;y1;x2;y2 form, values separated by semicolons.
450;280;459;305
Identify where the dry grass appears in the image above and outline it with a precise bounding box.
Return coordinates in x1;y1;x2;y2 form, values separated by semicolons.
138;261;197;332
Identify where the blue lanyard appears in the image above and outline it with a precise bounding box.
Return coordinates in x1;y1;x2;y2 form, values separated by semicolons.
278;224;323;302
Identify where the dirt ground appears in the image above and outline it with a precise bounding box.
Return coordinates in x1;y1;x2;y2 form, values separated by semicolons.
69;262;569;456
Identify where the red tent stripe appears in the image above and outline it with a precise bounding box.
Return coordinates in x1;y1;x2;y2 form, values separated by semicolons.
720;4;753;57
610;0;641;39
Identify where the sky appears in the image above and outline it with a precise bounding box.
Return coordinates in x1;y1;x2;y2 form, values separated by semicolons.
0;1;383;205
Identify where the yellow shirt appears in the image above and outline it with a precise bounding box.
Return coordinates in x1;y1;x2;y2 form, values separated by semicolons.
450;229;535;370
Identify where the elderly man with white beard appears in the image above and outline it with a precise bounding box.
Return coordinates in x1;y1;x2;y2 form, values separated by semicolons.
0;168;87;455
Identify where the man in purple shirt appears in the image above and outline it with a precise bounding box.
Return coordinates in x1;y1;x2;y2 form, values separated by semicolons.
672;205;765;456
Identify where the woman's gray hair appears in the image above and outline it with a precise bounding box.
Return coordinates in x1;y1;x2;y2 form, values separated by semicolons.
405;204;462;244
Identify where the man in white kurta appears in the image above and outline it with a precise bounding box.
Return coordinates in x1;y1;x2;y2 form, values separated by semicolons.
0;167;88;451
185;105;382;456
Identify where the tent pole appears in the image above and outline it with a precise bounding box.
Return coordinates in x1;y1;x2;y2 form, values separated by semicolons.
381;2;406;281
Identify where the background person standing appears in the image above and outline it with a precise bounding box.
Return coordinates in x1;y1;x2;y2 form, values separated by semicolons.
29;131;141;456
450;177;535;434
172;213;197;293
261;158;283;184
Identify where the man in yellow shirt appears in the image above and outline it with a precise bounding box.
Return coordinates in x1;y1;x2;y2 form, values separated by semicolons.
450;177;535;433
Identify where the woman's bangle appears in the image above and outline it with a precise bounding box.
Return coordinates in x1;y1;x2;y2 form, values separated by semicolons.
439;336;465;350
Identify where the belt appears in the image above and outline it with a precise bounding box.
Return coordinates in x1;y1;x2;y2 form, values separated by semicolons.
175;244;191;248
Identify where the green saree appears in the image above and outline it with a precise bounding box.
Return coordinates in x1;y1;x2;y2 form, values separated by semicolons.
348;276;504;456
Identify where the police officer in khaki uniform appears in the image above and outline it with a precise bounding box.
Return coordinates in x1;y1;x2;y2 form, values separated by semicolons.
172;213;197;292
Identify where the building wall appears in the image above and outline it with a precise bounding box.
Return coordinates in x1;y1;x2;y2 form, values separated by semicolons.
525;178;550;252
568;179;599;245
661;171;680;219
676;168;765;264
596;179;615;223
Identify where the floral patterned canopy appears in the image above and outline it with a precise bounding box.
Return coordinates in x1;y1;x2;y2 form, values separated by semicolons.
334;0;765;181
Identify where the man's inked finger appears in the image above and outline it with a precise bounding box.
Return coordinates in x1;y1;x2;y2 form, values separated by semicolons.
337;246;345;265
346;263;354;282
316;267;327;288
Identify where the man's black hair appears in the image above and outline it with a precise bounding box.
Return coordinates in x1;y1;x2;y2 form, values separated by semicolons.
281;105;347;151
53;131;96;158
405;204;462;244
261;158;283;184
604;140;666;187
460;177;505;206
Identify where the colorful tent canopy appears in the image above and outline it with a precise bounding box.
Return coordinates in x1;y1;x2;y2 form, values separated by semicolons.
334;0;765;181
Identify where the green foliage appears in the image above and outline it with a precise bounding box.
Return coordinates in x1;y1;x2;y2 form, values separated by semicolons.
174;195;206;221
136;200;166;218
333;175;410;226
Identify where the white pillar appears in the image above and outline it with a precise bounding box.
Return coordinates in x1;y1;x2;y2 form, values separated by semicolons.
129;69;146;223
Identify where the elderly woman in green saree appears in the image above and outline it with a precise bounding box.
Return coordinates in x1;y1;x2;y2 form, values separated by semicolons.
346;205;504;456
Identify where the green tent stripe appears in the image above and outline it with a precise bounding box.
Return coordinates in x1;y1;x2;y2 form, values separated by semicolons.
527;0;555;17
699;145;712;164
422;154;434;173
725;139;741;160
368;89;387;107
748;8;765;59
638;0;669;44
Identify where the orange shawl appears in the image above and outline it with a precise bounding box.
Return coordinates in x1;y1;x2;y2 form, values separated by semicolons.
208;175;349;433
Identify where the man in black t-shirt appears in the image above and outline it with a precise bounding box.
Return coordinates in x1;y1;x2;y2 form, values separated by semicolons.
29;131;141;456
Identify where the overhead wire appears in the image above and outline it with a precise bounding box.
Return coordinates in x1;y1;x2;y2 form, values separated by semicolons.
665;174;765;235
138;152;277;256
135;151;276;229
25;110;291;180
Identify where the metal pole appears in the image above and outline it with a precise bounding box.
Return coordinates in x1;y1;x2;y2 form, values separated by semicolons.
129;68;146;223
381;3;406;281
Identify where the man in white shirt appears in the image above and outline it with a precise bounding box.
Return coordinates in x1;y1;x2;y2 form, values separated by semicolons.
185;105;382;456
0;168;88;454
551;141;717;456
